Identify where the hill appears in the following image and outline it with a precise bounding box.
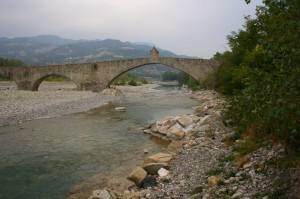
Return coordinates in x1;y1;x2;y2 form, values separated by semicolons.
0;35;188;66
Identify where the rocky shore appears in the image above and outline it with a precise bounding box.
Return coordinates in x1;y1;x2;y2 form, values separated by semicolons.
87;89;299;199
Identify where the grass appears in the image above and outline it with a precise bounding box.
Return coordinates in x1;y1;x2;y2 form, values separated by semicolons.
205;167;225;176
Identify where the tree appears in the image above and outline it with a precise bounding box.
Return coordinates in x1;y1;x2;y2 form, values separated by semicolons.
219;0;300;150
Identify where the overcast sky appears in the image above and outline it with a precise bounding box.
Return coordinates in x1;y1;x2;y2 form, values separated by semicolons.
0;0;262;58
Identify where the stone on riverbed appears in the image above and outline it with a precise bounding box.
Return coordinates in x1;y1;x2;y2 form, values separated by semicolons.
144;152;173;164
115;107;126;112
167;125;185;140
107;178;135;197
177;115;193;127
143;163;170;175
127;166;147;186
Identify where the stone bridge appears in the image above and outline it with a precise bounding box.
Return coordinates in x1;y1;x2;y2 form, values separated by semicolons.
0;48;220;92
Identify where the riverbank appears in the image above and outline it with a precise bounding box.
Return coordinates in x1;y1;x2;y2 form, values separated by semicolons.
87;89;299;199
0;82;121;127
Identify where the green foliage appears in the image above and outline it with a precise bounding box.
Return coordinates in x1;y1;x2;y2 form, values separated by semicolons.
128;79;137;86
205;167;225;176
178;71;189;85
187;76;200;91
0;57;24;67
161;71;179;81
216;0;300;150
112;73;148;86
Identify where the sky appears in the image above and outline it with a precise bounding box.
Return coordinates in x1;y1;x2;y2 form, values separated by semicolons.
0;0;262;58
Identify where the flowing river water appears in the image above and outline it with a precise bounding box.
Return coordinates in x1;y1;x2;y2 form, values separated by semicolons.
0;84;199;199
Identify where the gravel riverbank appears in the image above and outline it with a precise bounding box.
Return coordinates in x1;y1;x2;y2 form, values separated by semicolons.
0;82;120;127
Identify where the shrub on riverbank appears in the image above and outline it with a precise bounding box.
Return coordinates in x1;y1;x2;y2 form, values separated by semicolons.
213;0;300;151
112;73;148;86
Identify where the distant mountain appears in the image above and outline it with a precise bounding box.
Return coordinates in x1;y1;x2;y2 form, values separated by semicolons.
0;35;187;66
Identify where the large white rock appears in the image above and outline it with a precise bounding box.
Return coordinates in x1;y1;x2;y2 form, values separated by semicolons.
158;168;170;177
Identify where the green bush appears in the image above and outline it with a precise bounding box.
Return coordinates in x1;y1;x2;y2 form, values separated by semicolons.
128;79;137;86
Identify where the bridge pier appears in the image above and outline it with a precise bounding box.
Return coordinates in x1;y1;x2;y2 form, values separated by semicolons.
16;80;34;91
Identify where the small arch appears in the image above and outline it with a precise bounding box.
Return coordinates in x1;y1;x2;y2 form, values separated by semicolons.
33;74;77;91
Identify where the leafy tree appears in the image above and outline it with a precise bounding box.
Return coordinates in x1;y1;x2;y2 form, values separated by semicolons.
218;0;300;150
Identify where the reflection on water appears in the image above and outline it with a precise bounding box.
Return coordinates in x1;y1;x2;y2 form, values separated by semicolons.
0;85;198;199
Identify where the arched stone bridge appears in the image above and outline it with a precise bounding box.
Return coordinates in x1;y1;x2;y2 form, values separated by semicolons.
0;48;220;92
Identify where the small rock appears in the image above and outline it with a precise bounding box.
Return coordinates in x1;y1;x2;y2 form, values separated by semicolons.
231;191;243;198
158;168;169;177
207;175;223;186
115;107;126;112
243;162;253;169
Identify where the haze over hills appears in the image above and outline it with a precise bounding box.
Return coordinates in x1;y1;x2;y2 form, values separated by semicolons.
0;35;192;66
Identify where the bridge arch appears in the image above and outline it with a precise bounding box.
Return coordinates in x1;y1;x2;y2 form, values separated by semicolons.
32;73;77;91
107;62;197;88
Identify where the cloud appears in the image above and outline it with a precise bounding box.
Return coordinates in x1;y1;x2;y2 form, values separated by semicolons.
0;0;262;58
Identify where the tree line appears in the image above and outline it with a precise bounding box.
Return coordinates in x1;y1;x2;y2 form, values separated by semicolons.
0;57;24;67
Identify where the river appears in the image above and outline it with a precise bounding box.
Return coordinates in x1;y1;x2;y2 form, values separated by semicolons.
0;84;199;199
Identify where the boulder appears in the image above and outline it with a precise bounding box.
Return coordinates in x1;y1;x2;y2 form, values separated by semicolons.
89;189;112;199
157;126;169;135
162;117;177;127
141;175;156;188
150;122;158;132
144;152;173;164
107;178;135;197
188;114;200;123
143;163;169;175
167;140;184;155
127;166;147;186
177;115;193;127
167;125;185;140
